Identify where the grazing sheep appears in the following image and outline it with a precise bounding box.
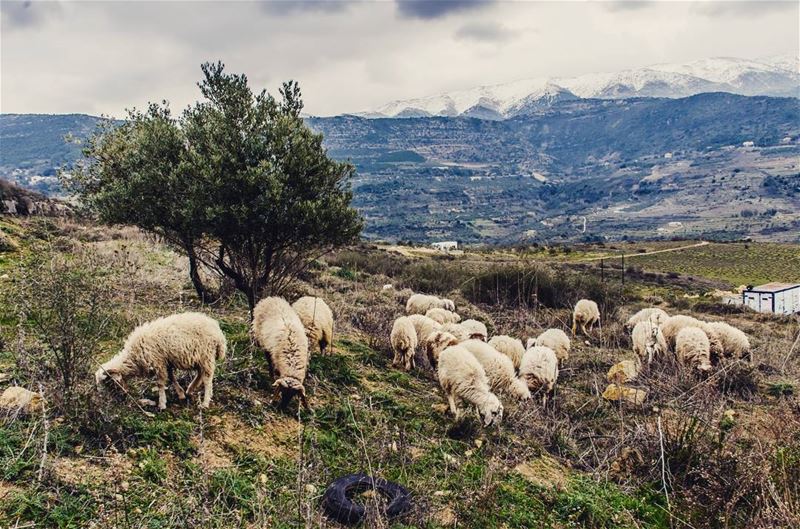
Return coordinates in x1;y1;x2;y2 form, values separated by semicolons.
533;329;571;363
440;323;471;342
292;296;334;355
252;297;311;410
437;345;504;427
390;316;417;371
407;314;443;368
625;308;670;331
460;319;488;341
425;330;460;368
406;294;454;315
461;340;530;401
706;321;751;361
95;312;227;410
660;315;723;357
425;307;461;325
488;335;526;371
519;346;559;406
675;327;712;372
631;320;668;365
572;299;600;336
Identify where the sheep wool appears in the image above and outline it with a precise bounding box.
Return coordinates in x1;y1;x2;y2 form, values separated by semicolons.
631;320;668;365
572;299;600;336
675;327;712;372
95;312;227;410
390;316;418;371
292;296;334;355
461;340;530;401
706;321;751;361
406;294;453;315
460;319;488;341
425;307;461;325
437;345;503;427
488;335;526;371
425;330;460;368
253;297;311;410
660;315;723;358
625;308;670;331
440;323;471;342
519;346;559;406
534;329;571;363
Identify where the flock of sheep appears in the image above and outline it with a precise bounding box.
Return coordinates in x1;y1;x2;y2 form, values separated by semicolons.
93;289;750;428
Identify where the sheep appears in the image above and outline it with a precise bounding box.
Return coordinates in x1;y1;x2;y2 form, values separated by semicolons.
425;330;460;368
675;327;712;372
460;319;488;341
407;314;443;368
425;307;461;325
461;340;530;401
437;345;503;427
625;308;670;331
95;312;226;410
488;335;526;371
390;316;418;371
406;294;454;315
572;299;600;336
440;323;471;342
519;346;559;406
631;320;668;365
706;321;751;361
252;297;311;410
532;329;571;363
292;296;334;355
0;386;42;415
660;315;723;358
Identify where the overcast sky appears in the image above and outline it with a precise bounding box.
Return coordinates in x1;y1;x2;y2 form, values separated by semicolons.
1;0;797;117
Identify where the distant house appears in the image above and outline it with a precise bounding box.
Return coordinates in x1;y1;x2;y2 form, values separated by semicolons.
431;241;458;252
742;141;755;148
663;152;673;159
742;283;800;315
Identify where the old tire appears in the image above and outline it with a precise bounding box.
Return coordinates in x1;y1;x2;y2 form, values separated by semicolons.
321;473;411;525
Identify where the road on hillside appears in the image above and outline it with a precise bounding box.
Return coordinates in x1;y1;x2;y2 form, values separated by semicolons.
578;240;709;262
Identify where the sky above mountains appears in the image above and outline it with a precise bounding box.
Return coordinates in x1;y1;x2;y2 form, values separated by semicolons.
1;0;797;117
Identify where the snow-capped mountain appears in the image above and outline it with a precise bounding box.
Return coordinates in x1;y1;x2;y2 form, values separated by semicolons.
362;55;799;119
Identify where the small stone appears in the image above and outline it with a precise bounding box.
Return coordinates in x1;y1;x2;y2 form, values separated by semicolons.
259;474;268;485
443;453;458;465
74;445;84;455
602;384;647;406
120;481;129;492
390;441;398;452
474;439;483;448
433;490;451;497
305;484;317;495
607;360;639;384
465;449;474;457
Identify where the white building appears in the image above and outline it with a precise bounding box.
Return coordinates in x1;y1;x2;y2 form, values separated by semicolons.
431;241;458;252
742;283;800;315
742;141;755;148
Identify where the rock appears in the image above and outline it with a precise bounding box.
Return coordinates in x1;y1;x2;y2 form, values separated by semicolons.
607;360;639;384
0;386;42;414
513;455;569;491
602;384;647;406
304;484;317;495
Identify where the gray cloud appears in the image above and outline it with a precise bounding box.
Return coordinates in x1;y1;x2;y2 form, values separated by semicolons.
0;0;61;30
260;0;351;16
692;1;796;17
602;1;655;13
455;21;518;43
396;0;493;20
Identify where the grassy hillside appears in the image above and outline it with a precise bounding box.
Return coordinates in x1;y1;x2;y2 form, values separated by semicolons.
1;219;798;528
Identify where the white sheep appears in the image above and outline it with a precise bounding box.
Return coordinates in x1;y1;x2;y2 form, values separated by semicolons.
440;322;471;342
425;307;461;325
519;346;559;406
95;312;226;410
292;296;334;355
406;293;454;315
461;340;530;401
424;330;461;368
631;320;668;365
460;319;488;341
407;314;443;368
625;308;670;331
706;321;751;361
437;345;504;427
390;316;418;371
572;299;600;336
675;327;712;372
488;335;526;371
252;297;311;410
660;315;723;358
532;329;571;363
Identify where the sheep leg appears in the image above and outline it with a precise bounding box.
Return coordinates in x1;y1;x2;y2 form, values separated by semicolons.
571;321;577;336
200;369;214;408
168;365;186;401
265;352;275;378
186;371;204;398
447;394;459;417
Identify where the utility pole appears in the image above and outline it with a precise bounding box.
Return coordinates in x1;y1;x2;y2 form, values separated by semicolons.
621;253;625;287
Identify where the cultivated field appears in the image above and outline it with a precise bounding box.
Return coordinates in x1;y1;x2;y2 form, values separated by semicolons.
1;219;799;528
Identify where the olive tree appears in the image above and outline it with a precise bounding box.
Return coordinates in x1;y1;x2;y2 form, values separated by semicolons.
69;62;362;313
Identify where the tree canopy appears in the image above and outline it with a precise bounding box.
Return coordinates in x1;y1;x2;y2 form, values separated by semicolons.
69;62;362;311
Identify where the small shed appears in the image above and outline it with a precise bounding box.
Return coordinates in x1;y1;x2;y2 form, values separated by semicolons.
431;241;458;252
742;283;800;315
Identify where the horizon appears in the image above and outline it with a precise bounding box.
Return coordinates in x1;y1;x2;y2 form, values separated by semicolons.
1;0;798;118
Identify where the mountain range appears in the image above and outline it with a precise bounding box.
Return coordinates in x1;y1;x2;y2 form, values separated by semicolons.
361;55;799;119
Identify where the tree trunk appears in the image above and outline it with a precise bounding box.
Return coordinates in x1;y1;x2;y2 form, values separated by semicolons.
186;244;218;304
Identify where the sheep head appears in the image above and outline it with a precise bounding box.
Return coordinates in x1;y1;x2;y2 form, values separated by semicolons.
272;377;310;411
95;365;124;390
478;393;503;427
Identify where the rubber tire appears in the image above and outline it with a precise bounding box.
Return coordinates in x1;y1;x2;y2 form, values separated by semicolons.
321;473;411;525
